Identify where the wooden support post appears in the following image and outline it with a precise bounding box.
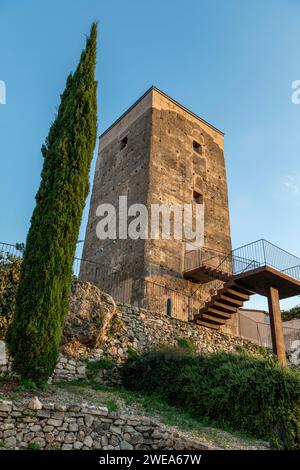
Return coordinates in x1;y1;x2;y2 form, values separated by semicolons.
267;286;287;366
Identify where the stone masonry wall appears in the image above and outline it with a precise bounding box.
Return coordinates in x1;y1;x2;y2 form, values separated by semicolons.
80;88;232;319
0;301;264;383
0;398;213;450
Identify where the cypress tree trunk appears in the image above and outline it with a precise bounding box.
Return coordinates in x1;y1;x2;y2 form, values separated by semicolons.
7;23;98;381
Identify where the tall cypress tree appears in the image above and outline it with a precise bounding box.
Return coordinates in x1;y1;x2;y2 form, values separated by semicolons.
7;23;98;381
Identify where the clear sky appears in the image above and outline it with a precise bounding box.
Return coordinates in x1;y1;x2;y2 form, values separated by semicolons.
1;0;300;311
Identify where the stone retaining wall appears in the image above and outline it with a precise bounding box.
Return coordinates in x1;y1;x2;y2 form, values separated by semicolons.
110;303;261;359
0;398;213;450
55;302;263;382
0;302;265;383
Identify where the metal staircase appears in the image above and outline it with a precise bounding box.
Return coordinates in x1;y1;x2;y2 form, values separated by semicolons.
194;280;254;330
184;239;300;330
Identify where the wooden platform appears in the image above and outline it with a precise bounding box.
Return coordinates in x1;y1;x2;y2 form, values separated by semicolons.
232;265;300;299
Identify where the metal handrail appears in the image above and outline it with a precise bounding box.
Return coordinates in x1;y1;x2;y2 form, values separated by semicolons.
186;240;300;279
188;240;300;298
2;239;300;321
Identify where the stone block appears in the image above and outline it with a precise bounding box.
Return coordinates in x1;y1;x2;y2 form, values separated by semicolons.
4;436;16;448
83;435;93;448
120;440;133;450
0;401;12;412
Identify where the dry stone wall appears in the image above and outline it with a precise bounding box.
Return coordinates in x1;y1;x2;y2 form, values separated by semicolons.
0;398;213;450
0;299;264;384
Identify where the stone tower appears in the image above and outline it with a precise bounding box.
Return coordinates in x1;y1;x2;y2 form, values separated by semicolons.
81;87;232;318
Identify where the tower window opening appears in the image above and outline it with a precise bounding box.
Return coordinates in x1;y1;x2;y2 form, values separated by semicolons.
120;136;128;150
193;140;202;154
166;298;172;317
193;190;203;205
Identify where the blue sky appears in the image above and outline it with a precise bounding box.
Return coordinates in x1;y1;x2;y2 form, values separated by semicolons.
1;0;300;311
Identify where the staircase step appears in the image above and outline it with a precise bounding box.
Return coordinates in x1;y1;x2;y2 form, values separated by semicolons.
201;313;226;325
216;294;244;307
193;272;255;328
228;282;256;296
220;287;250;301
194;308;232;321
205;307;232;319
209;301;238;313
196;320;220;330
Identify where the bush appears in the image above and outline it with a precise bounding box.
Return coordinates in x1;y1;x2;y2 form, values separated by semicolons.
121;350;300;449
282;305;300;322
86;358;115;380
0;256;21;340
177;337;194;351
127;346;140;359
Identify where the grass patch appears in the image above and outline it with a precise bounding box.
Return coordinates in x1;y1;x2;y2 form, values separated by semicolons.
86;358;115;381
55;379;119;412
105;398;118;412
15;378;48;392
54;379;264;445
27;442;41;450
89;382;260;447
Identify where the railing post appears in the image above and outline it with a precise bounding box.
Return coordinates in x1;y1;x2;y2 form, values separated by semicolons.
262;239;266;266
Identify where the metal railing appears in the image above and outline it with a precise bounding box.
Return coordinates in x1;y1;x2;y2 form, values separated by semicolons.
0;242;193;322
238;311;300;352
3;239;300;323
184;246;227;272
0;242;24;260
232;239;300;278
188;239;300;288
186;240;300;279
188;239;300;300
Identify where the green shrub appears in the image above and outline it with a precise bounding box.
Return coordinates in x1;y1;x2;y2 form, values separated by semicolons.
121;350;300;449
177;337;194;351
86;358;115;380
127;346;140;359
282;305;300;322
235;344;275;362
0;256;21;340
15;378;48;392
27;442;41;450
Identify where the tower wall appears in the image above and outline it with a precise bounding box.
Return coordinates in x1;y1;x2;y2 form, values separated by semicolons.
81;87;233;328
81;92;152;300
144;90;231;288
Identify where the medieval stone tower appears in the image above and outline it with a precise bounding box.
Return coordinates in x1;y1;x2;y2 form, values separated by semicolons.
81;86;232;318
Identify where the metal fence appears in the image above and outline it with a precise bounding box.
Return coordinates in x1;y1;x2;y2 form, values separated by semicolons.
77;258;194;322
0;242;24;260
2;240;300;331
184;246;227;272
185;239;300;282
0;242;193;322
232;239;300;278
238;312;300;351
